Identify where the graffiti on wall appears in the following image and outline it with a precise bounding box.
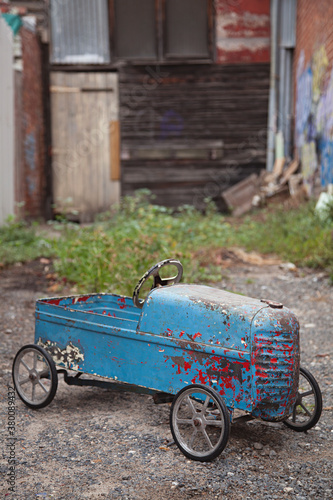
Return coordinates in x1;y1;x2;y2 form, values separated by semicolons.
296;47;333;194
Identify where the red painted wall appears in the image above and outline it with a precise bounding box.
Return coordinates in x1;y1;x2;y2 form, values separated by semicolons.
215;0;270;64
21;27;46;217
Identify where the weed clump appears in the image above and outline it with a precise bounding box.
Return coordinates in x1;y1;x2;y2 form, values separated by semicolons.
0;217;51;266
1;192;333;290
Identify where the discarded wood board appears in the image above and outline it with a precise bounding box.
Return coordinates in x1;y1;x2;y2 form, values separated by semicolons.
222;174;259;216
272;157;286;179
288;174;304;196
280;159;299;185
263;184;291;206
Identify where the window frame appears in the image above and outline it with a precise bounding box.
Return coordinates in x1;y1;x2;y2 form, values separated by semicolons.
50;0;215;68
161;0;214;62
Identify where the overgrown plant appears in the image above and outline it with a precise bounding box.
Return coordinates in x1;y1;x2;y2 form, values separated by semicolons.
1;193;333;289
0;216;51;266
53;193;333;293
52;192;231;295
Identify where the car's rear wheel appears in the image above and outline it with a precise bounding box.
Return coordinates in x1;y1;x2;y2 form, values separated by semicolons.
12;344;58;409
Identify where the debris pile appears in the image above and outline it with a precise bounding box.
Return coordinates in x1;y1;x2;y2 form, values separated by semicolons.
222;158;303;216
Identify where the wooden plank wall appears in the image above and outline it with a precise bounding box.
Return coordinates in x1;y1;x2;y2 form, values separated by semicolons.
119;63;270;209
0;18;15;225
51;72;120;221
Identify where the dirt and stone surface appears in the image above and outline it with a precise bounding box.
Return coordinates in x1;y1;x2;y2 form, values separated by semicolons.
0;255;332;499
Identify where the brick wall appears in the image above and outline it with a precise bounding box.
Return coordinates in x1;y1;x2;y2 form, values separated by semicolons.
295;0;333;67
294;0;333;192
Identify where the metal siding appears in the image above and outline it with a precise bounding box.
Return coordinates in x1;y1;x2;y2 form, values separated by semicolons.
280;0;297;49
0;17;15;225
50;0;110;64
278;0;297;157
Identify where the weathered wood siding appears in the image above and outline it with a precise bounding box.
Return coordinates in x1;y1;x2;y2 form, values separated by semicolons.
51;72;120;221
0;18;15;225
120;63;269;208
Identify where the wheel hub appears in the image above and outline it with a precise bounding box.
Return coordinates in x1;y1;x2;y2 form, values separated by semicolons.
29;370;38;382
193;417;202;427
295;392;302;405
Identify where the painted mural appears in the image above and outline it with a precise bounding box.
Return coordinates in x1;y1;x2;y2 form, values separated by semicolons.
296;47;333;194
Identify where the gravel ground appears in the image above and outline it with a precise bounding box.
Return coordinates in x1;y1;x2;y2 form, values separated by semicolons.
0;257;332;500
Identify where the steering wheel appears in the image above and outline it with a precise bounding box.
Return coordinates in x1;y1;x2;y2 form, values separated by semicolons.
133;259;183;308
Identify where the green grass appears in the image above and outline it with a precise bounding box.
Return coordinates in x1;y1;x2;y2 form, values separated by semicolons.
0;217;52;266
51;192;233;295
233;202;333;270
1;191;333;294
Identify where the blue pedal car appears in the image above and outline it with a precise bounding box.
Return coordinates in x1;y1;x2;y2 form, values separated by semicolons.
12;259;322;461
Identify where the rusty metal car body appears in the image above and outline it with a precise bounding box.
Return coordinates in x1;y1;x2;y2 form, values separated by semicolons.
12;259;322;461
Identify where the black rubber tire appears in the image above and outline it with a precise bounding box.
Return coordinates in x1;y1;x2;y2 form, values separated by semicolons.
283;367;322;432
170;384;230;462
12;344;58;409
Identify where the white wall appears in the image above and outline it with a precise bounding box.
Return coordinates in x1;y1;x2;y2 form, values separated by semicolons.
0;17;15;225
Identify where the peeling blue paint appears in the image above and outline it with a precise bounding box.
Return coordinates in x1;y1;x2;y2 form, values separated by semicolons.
34;284;300;422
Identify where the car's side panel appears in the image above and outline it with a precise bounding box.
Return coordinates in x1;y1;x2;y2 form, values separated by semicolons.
35;293;253;410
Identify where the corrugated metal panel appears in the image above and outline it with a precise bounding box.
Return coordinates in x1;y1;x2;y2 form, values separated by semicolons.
50;0;110;64
280;0;297;48
0;17;15;225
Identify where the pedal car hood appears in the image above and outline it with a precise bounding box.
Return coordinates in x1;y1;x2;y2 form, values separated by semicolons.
138;284;269;351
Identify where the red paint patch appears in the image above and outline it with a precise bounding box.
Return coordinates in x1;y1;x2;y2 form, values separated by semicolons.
117;297;127;309
217;45;270;65
193;332;202;340
79;296;88;302
47;298;61;306
243;361;251;372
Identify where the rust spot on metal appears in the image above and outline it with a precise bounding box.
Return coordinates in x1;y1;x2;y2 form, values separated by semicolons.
37;337;84;370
